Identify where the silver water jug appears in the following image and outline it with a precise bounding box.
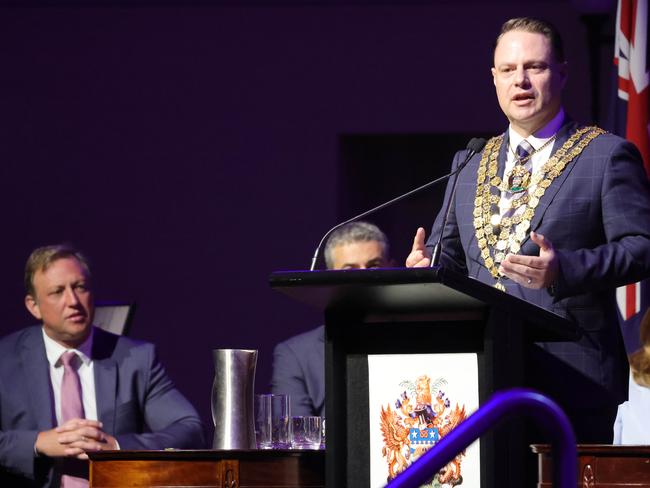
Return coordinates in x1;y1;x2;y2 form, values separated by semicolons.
211;349;258;449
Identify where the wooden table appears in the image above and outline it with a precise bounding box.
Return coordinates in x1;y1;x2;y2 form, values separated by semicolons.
88;449;325;488
532;444;650;487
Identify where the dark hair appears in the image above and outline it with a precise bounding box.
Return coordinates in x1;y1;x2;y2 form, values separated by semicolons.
495;17;565;63
24;244;91;296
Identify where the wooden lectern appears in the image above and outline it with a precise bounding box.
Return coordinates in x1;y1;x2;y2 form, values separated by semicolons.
270;266;580;488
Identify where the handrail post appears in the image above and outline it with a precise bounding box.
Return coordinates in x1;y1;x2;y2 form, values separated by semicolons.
385;388;576;488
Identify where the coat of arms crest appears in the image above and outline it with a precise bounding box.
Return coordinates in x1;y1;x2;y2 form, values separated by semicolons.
379;375;467;487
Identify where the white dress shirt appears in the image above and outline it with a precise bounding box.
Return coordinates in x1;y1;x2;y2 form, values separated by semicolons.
499;108;566;216
613;372;650;444
42;327;98;425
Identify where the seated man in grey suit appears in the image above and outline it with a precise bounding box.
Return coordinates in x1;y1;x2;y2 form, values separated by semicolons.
271;221;391;416
0;245;205;487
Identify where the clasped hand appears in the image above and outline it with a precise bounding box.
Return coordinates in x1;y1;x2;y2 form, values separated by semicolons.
498;231;558;289
35;418;118;460
405;228;559;290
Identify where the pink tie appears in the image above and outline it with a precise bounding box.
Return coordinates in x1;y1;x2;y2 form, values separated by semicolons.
60;351;85;422
60;351;88;488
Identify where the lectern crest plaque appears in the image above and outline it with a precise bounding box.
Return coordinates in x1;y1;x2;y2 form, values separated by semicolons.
368;354;481;488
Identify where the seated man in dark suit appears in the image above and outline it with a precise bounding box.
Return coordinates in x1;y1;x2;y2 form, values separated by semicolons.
0;245;205;487
270;221;391;416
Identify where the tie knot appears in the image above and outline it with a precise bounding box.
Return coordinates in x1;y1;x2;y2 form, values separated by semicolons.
516;139;534;159
60;351;80;369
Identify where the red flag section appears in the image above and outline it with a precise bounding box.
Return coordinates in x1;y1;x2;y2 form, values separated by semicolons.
615;0;649;171
614;0;649;323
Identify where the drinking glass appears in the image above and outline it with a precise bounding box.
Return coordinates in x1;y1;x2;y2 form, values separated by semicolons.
291;416;322;449
256;394;291;449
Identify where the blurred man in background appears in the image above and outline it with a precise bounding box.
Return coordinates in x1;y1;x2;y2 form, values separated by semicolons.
271;221;391;416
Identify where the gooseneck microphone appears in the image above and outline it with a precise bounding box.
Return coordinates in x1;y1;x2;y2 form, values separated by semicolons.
309;137;487;271
429;137;487;267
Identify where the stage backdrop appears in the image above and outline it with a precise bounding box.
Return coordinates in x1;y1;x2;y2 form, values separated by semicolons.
0;1;607;440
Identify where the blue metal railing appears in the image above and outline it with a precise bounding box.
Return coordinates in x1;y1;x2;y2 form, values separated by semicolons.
385;388;576;488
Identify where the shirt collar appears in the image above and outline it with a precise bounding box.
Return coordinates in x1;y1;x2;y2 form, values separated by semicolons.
508;108;565;151
42;326;94;367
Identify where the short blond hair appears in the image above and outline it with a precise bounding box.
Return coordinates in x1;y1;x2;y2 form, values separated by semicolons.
24;244;91;297
496;17;565;63
629;308;650;388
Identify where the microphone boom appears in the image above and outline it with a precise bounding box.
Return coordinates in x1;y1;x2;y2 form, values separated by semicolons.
309;137;487;271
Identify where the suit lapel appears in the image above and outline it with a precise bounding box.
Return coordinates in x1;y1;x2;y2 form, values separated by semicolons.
520;121;579;249
92;328;118;435
497;131;510;180
490;132;510;224
20;328;55;430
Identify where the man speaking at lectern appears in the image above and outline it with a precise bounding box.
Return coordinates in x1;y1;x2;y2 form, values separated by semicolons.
406;17;650;442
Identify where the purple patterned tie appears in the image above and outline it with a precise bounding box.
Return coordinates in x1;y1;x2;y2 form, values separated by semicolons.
517;139;534;160
514;139;534;194
60;351;88;488
500;139;536;230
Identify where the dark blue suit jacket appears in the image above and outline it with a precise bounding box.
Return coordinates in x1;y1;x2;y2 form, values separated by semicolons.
270;325;325;417
427;121;650;410
0;326;205;487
